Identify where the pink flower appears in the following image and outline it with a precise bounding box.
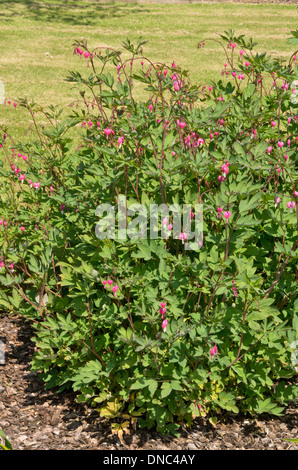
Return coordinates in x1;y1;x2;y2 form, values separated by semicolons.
294;191;298;197
217;207;223;218
33;182;40;189
287;201;295;210
277;141;284;149
84;51;90;58
160;302;166;308
232;278;239;297
118;136;124;146
19;174;25;183
107;279;113;286
232;286;238;297
162;217;168;226
223;211;231;220
271;121;277;127
159;307;166;316
267;146;272;154
179;232;188;244
20;226;25;232
112;285;119;296
148;104;153;112
162;318;168;332
222;163;229;175
218;175;226;183
239;50;244;56
102;280;108;288
104;128;114;139
245;61;250;67
173;80;181;92
274;196;281;208
177;120;186;129
210;344;218;359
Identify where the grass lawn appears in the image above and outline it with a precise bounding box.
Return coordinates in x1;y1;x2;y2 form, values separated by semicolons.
0;0;297;140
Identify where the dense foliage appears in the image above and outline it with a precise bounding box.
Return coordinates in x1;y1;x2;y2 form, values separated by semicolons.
0;30;297;436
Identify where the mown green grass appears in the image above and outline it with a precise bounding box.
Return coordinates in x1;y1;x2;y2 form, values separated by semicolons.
0;0;297;140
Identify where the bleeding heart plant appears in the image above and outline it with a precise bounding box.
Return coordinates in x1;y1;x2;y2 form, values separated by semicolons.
0;31;297;436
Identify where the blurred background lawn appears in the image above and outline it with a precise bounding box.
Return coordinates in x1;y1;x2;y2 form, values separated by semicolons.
0;0;297;140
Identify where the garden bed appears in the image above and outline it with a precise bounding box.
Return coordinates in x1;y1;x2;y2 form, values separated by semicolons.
0;312;297;450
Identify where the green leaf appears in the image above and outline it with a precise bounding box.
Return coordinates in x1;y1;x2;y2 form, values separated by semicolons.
159;259;167;275
239;192;262;213
236;216;260;226
148;379;158;396
163;131;176;150
131;378;150;390
233;141;246;158
132;243;151;260
160;382;172;398
171;380;183;391
0;429;13;450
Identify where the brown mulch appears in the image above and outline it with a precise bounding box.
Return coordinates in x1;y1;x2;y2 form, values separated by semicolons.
0;312;297;451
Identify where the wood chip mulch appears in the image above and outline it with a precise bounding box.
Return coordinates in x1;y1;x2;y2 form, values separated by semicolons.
0;312;297;451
